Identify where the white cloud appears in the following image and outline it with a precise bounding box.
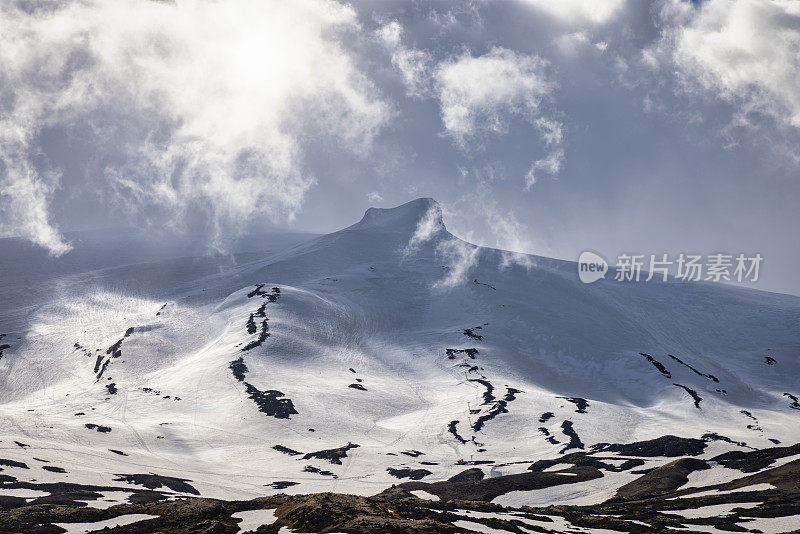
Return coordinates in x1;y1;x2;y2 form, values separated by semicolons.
434;47;555;146
401;202;478;288
376;20;403;49
392;48;435;98
524;148;564;190
656;0;800;136
433;47;565;187
0;0;390;254
517;0;627;27
434;238;481;288
405;203;444;253
377;21;434;98
447;179;542;270
367;191;384;203
535;117;563;147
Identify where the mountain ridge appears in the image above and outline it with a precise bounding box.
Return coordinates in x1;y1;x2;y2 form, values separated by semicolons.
0;199;797;530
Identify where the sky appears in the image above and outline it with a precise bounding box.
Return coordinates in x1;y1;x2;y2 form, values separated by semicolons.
0;0;798;295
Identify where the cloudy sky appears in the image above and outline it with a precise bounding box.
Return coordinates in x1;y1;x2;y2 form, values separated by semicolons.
1;0;798;295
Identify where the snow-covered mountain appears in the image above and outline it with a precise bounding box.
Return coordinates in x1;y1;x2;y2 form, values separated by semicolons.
0;198;798;515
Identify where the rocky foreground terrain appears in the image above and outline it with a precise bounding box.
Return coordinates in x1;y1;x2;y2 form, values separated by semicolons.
1;435;799;533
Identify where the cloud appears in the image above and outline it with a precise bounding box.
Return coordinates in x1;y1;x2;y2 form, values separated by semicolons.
434;238;481;288
392;48;435;99
0;0;390;254
375;20;403;49
446;179;541;270
524;148;564;190
434;47;555;146
433;46;564;187
401;202;478;287
377;21;434;98
654;0;800;141
404;203;444;253
516;0;627;27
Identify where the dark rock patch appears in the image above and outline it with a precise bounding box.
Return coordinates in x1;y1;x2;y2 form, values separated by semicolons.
669;354;719;382
247;284;266;298
229;356;249;382
303;465;337;478
611;458;709;500
463;328;483;341
248;284;280;301
740;410;762;432
241;320;269;352
597;435;708;458
529;453;644;474
473;279;496;290
268;481;299;489
246;314;257;334
674;383;702;408
784;392;800;410
387;467;432;480
396;465;602;502
638;352;671;378
244;383;297;419
703;432;751;449
273;445;302;456
557;396;589;414
448;468;485;483
469;378;495;405
447;421;467;444
114;473;199;495
0;459;28;469
446;348;478;359
302;443;359;465
41;466;66;473
539;427;560;444
348;383;367;391
109;449;127;456
559;421;584;453
127;490;170;505
593;435;707;457
712;442;800;472
472;387;521;432
84;423;111;433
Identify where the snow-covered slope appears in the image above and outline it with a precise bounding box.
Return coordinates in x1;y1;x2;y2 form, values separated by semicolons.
0;198;798;504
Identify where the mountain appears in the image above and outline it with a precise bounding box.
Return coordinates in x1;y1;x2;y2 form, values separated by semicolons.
0;198;799;533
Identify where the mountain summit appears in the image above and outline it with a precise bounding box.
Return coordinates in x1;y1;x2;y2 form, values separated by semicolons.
349;197;445;233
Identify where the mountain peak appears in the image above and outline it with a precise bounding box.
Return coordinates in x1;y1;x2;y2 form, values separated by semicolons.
350;198;445;233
